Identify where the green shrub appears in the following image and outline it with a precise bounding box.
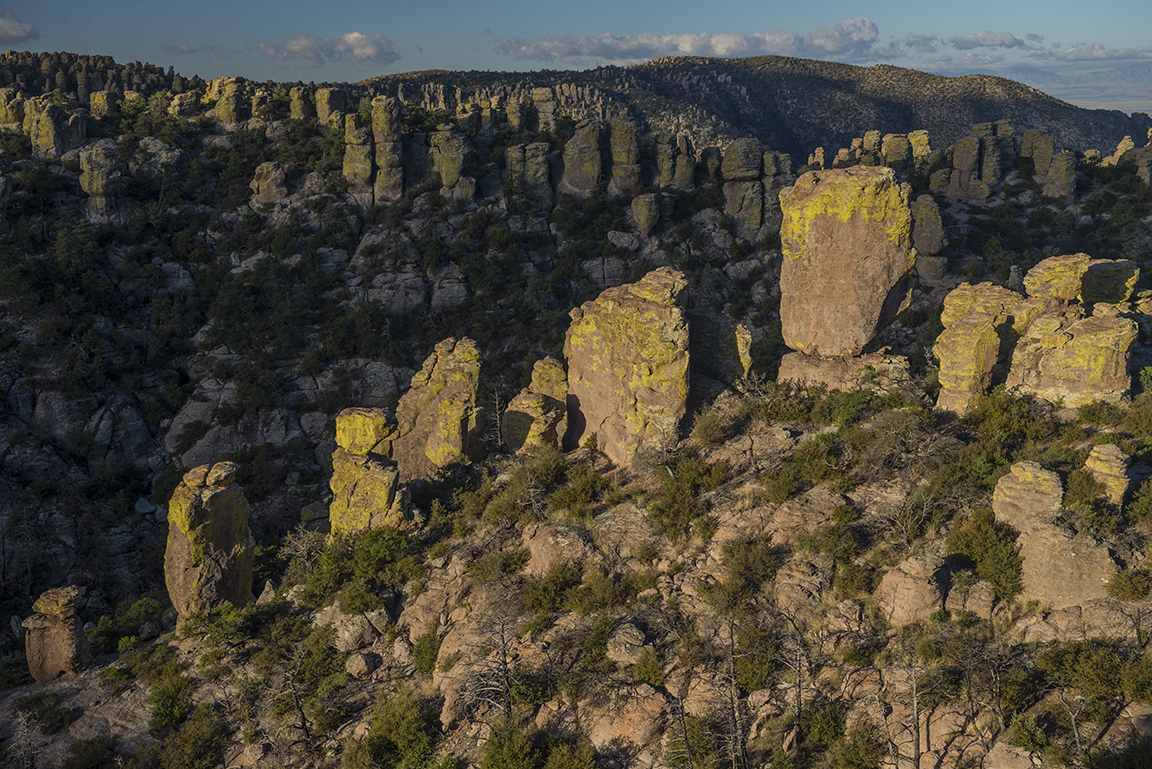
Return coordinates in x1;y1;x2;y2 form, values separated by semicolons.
156;705;227;769
481;719;539;769
1106;570;1151;601
413;627;442;675
1077;401;1124;426
946;508;1023;600
14;692;73;734
763;465;802;503
343;692;441;769
647;449;730;539
62;734;117;769
633;647;665;687
1010;712;1049;753
522;561;582;614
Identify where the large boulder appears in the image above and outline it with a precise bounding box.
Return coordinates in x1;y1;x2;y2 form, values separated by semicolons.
873;555;945;626
79;139;122;216
393;338;481;481
992;461;1064;532
720;138;762;181
1085;443;1134;507
250;161;288;206
1023;253;1139;304
165;462;256;622
1005;310;1137;407
778;166;914;358
563;267;689;465
21;586;91;683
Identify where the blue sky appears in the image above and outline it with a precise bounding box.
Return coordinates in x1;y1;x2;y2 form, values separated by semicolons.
3;1;1150;113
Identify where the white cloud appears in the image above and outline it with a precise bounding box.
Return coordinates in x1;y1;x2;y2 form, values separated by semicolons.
258;32;401;67
949;31;1026;50
1025;43;1152;63
495;17;880;64
904;34;940;54
0;8;40;45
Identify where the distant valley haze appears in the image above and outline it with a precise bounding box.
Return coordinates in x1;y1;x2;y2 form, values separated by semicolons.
2;0;1150;114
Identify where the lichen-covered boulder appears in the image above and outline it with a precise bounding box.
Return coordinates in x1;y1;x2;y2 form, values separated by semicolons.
328;449;409;534
1023;253;1093;301
723;180;763;232
89;91;120;119
993;461;1064;533
1022;129;1055;178
22;585;91;683
430;128;471;189
502;357;568;453
371;96;401;143
289;87;314;120
778;166;914;358
168;92;200;117
375;141;404;203
336;407;398;456
559;119;602;195
720;138;762;181
165;462;256;622
250;161;288;206
874;555;944;626
563;267;689;465
1085;443;1133;506
607;116;640;195
1005;311;1137;407
1043;150;1076;202
393;338;481;481
933;283;1022;414
315;87;347;125
0;86;25;123
505;142;552;204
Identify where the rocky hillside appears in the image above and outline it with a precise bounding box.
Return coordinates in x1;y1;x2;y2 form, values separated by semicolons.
0;49;1150;769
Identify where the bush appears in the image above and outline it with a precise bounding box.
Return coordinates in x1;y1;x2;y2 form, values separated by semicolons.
413;627;442;675
157;705;227;769
946;508;1023;600
63;734;117;769
633;647;664;687
1010;712;1049;753
481;720;539;769
1106;570;1151;601
343;692;440;769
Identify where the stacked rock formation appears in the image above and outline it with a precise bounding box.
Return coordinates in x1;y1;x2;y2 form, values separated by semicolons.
21;586;91;683
563;267;690;464
719;137;794;237
165;462;256;622
934;253;1141;413
343;114;374;203
372;96;404;202
393;338;481;481
776;166;915;388
930;121;1015;201
993;462;1119;609
78;139;122;217
502;357;568;453
329;407;417;534
559;119;603;196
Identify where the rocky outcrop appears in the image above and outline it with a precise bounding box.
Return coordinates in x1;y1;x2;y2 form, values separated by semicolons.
993;462;1119;610
933;283;1022;414
315;87;347;125
934;254;1142;410
393;338;481;481
289;87;313;120
563;267;689;465
506;142;552;205
911;194;946;257
1085;443;1134;506
165;462;256;622
250;161;288;207
776;352;911;393
78;139;122;217
344;114;374;198
607;116;640;196
328;408;415;535
559;119;602;196
631;193;659;237
21;586;91;683
778;166;914;358
874;555;945;626
23;95;90;157
502;357;568;453
1043;150;1076;203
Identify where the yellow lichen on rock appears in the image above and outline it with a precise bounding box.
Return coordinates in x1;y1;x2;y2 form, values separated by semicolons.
778;166;915;358
165;462;256;623
933;282;1022;414
392;337;481;481
328;450;411;534
564;267;689;465
1085;443;1133;506
503;357;568;453
336;407;398;456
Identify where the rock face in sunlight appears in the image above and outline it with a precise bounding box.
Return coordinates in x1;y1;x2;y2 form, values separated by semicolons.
165;462;256;623
393;338;482;481
564;267;689;465
22;585;91;683
503;357;568;453
779;166;915;359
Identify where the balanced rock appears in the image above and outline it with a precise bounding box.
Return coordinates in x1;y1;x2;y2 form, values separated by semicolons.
563;267;689;465
335;407;398;456
79;139;122;216
992;461;1063;532
21;585;91;683
165;462;256;622
329;451;408;534
911;194;946;256
630;193;659;237
502;357;568;453
720;138;762;181
430;128;471;190
778;166;914;358
393;338;481;481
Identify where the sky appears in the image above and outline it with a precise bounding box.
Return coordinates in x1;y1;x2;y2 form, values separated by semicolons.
2;0;1151;114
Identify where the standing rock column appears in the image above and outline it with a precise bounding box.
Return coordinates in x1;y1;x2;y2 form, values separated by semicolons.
778;166;914;358
22;586;91;683
329;407;415;534
165;462;256;623
607;116;640;196
559;119;602;196
563;267;690;465
502;357;568;453
372;96;404;202
344;113;375;203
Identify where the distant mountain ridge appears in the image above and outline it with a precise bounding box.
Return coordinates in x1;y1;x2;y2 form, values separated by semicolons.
361;54;1151;162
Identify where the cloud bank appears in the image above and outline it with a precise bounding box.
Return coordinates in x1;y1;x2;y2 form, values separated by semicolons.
0;9;40;45
496;17;880;64
259;32;400;67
